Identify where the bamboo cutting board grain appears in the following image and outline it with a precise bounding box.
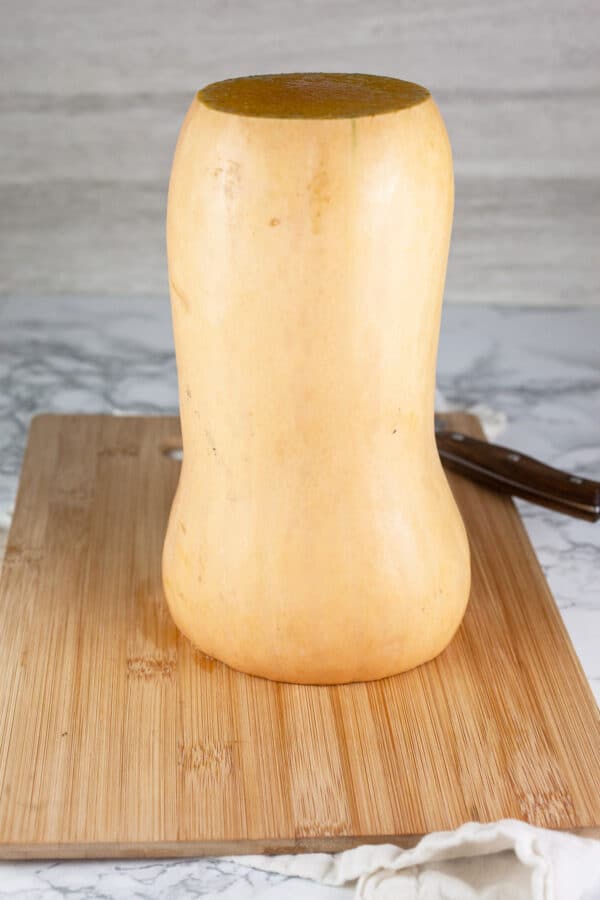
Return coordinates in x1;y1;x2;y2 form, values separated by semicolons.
0;413;598;858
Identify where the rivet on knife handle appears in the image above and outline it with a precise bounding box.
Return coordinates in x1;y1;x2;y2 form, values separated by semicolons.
435;431;600;522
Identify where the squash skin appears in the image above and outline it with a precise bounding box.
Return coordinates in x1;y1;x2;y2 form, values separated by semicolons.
163;76;470;684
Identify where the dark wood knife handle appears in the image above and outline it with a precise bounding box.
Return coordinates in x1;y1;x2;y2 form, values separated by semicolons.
436;431;600;521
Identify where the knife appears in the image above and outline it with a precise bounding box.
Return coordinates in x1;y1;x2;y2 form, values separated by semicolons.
435;415;600;522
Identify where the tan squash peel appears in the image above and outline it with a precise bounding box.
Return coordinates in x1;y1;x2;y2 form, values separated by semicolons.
163;73;470;684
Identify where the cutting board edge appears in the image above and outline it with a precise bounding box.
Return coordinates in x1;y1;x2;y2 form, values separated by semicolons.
1;825;599;860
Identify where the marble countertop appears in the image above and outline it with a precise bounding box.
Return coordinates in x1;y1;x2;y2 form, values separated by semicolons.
0;297;598;897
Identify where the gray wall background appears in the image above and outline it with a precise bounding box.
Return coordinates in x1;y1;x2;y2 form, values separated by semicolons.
2;0;599;304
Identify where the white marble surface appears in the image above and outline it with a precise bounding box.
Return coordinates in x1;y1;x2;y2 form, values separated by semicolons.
0;297;598;897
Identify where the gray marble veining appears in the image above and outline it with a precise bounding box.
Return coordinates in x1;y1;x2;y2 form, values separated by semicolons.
0;298;598;896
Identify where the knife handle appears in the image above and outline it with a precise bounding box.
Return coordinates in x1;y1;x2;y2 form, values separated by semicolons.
436;431;600;522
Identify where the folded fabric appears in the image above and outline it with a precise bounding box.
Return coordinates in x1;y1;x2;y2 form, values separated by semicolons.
237;819;600;899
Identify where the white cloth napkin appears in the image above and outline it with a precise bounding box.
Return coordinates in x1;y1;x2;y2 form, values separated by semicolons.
237;820;600;899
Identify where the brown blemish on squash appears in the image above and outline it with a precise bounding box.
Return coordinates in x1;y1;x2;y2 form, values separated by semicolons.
213;159;240;205
269;217;280;227
308;165;330;235
198;73;429;119
204;429;217;456
169;277;190;313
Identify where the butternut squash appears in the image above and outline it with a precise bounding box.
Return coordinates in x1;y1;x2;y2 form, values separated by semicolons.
163;73;470;684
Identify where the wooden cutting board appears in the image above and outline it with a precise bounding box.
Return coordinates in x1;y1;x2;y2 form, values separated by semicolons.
0;413;598;859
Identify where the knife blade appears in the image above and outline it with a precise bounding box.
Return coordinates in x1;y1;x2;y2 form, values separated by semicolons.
435;415;600;522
